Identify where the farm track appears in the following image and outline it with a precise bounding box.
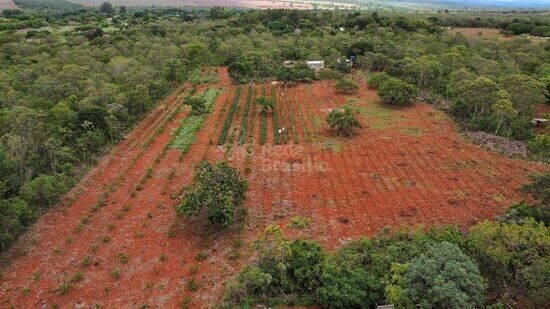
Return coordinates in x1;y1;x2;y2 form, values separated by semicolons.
1;71;547;308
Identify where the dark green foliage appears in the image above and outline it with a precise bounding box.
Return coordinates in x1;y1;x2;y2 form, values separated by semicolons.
335;78;359;94
99;2;114;14
218;87;242;145
468;219;549;307
521;173;550;206
497;201;549;225
496;173;549;226
527;135;550;161
274;64;315;83
401;242;485;308
237;87;254;145
378;77;418;106
326;105;361;136
224;225;324;307
271;89;279;145
175;161;247;229
0;198;34;251
258;88;268;145
366;72;390;89
19;174;71;208
186;96;208;115
317;239;374;308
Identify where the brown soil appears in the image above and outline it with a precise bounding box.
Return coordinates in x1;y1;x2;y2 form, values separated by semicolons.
448;27;505;37
1;70;547;308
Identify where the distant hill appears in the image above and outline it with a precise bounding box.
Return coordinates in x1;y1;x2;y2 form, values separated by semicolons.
388;0;550;9
0;0;17;10
58;0;550;10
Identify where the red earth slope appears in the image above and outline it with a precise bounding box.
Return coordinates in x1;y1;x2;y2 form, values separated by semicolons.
0;71;547;308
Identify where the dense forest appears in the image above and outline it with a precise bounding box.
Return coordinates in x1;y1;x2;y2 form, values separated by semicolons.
0;2;549;307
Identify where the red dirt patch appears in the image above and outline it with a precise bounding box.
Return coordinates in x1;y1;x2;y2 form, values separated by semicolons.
0;71;547;307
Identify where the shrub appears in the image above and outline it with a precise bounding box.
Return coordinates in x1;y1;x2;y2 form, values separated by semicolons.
521;173;550;205
366;72;390;89
175;161;248;229
317;239;373;308
400;242;485;308
528;134;550;161
468;219;549;306
224;225;324;306
378;77;418;106
186;96;207;115
335;78;359;94
326;104;361;136
255;96;274;115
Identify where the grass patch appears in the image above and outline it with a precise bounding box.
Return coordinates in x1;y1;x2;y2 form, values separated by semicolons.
172;116;204;152
356;103;404;130
287;216;310;229
399;126;424;136
172;88;223;152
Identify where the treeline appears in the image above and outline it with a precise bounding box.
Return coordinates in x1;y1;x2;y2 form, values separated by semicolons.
223;174;549;308
427;12;550;37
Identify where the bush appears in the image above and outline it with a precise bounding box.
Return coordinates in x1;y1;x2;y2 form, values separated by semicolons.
185;96;207;115
468;219;550;306
335;78;359;94
326;104;361;136
175;161;247;229
224;226;324;307
0;198;34;251
521;173;550;206
528;134;550;161
378;77;418;106
317;239;373;308
19;174;71;208
366;72;390;89
400;242;486;308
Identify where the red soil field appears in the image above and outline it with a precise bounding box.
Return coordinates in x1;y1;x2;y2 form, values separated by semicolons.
0;69;547;308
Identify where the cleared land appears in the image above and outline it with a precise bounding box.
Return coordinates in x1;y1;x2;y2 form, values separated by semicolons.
0;69;546;308
0;0;16;10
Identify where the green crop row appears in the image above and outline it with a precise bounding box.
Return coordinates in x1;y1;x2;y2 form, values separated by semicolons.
259;87;267;145
271;87;279;145
218;87;242;145
237;86;254;146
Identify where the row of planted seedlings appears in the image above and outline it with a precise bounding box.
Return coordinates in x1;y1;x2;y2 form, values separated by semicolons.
127;85;189;150
50;88;194;297
218;86;242;146
291;87;309;143
61;85;190;209
259;86;268;145
302;84;322;142
237;86;254;146
271;85;280;145
68;86;191;262
275;85;299;145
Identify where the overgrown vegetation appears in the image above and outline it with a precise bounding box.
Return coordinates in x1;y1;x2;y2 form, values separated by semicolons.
335;78;359;94
175;161;248;229
326;104;361;136
172;88;223;152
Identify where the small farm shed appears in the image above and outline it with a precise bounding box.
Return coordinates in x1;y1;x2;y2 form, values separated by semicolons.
306;60;325;70
532;118;548;128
